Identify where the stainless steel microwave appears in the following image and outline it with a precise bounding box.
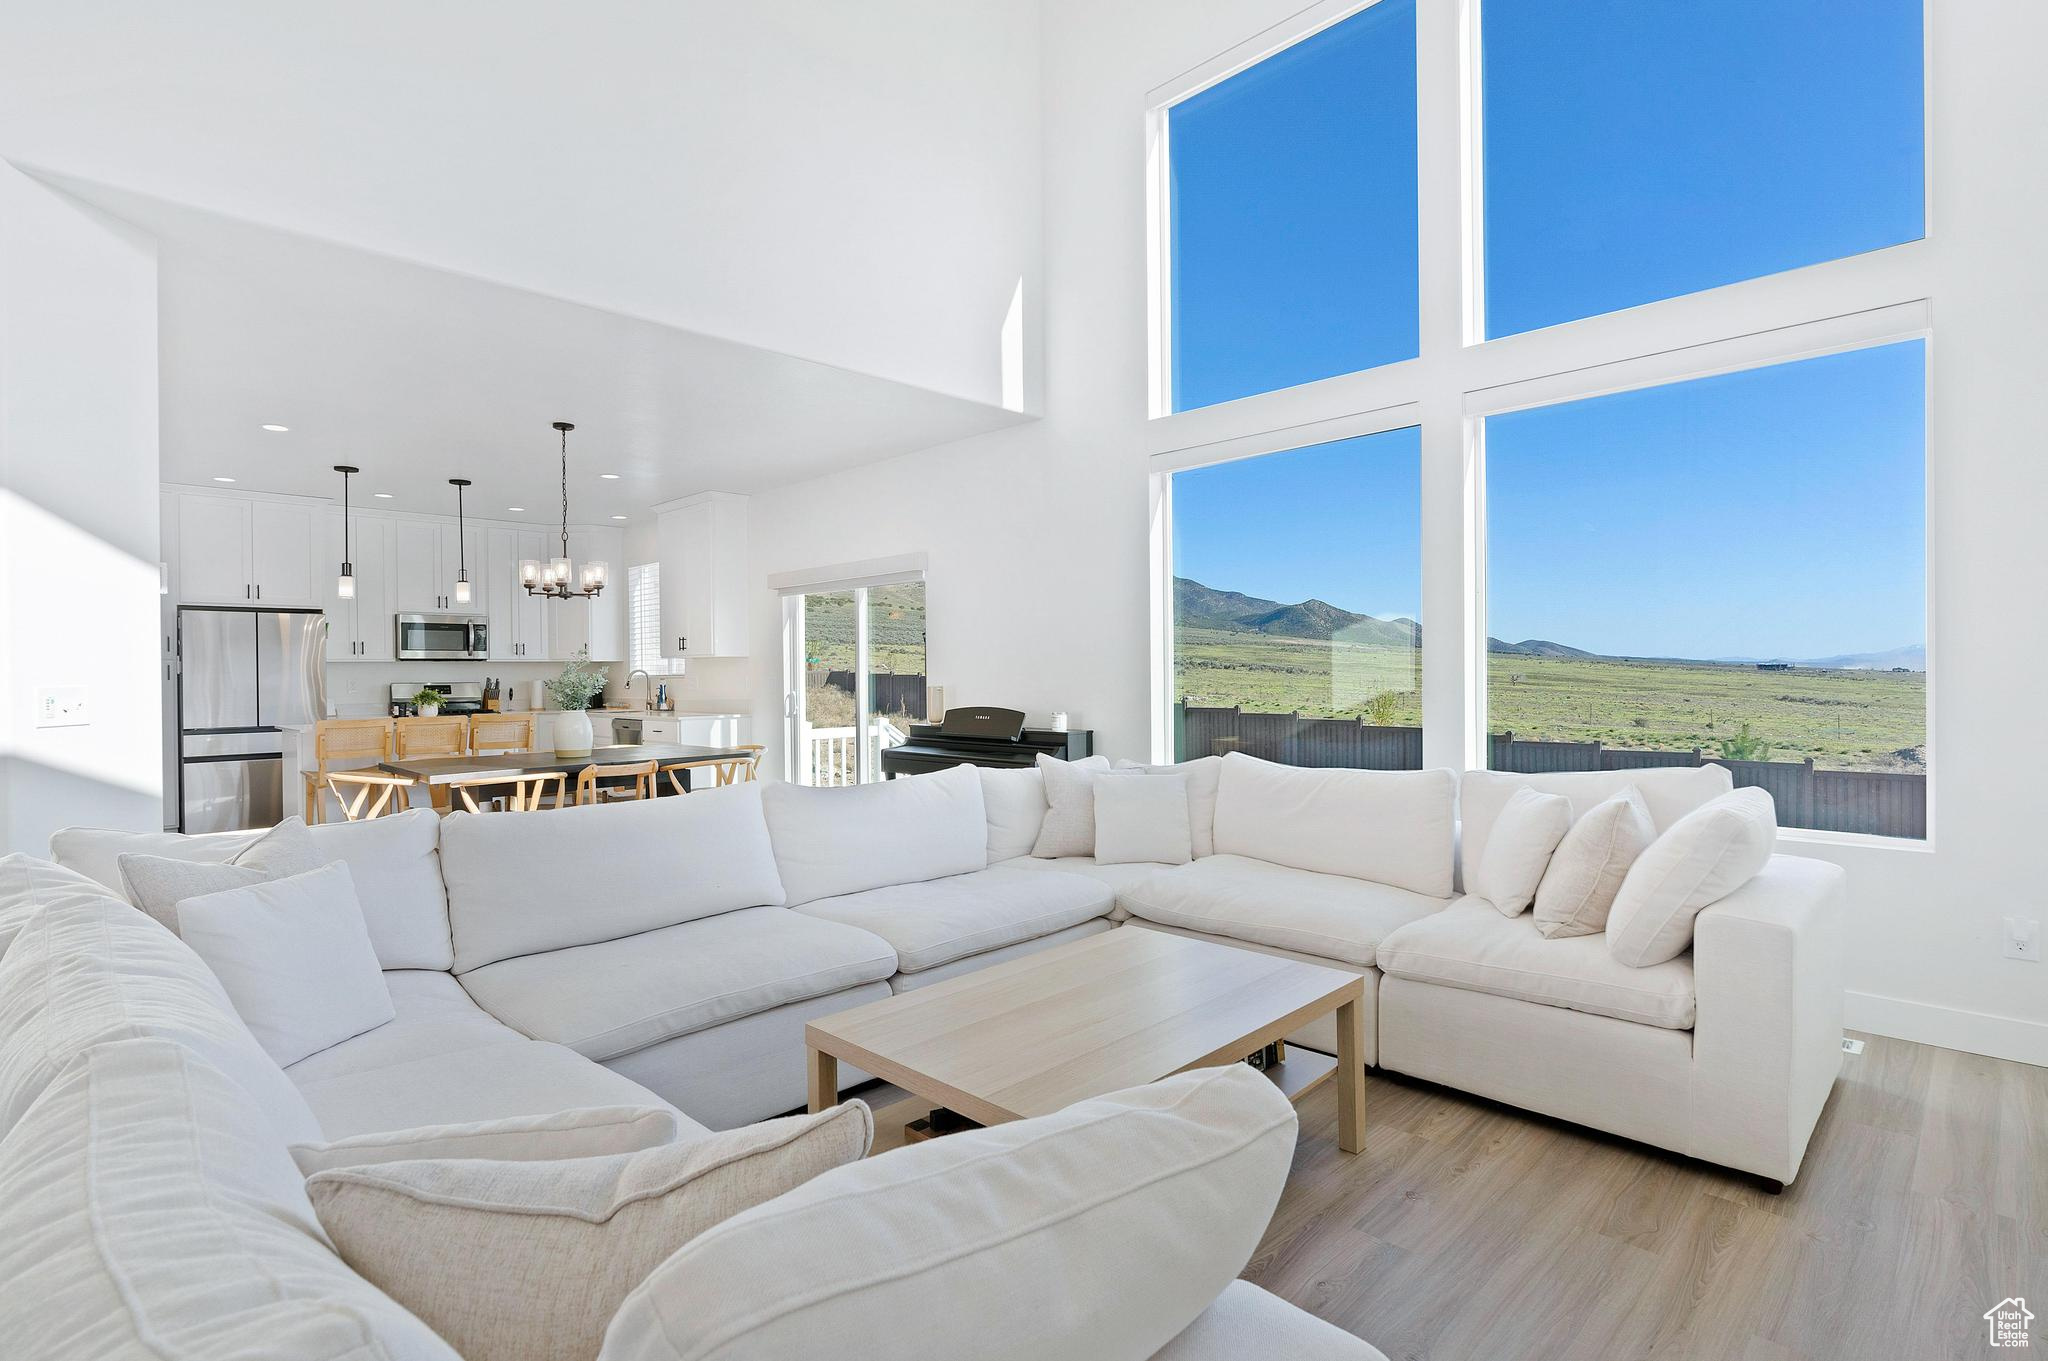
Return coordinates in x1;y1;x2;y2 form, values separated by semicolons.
395;613;488;661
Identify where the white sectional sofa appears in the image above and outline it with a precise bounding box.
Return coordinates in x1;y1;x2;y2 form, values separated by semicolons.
7;787;1379;1361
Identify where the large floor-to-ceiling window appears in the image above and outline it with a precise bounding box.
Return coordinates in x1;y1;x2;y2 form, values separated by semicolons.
1150;0;1929;837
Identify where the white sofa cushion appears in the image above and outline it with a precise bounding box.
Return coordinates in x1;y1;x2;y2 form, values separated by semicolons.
1469;786;1570;916
1120;854;1448;969
1458;765;1733;879
997;854;1177;901
1376;898;1696;1028
793;865;1114;974
1152;1282;1387;1361
0;893;323;1146
0;852;116;959
292;1105;686;1175
0;1038;458;1361
1211;753;1456;897
49;823;259;895
1094;771;1193;866
980;765;1048;861
116;816;324;931
175;862;396;1068
459;905;898;1061
286;970;699;1141
1608;787;1778;967
598;1065;1296;1361
443;782;786;971
1115;756;1223;857
1532;787;1655;939
308;809;455;969
762;763;988;906
308;1103;871;1361
1032;752;1112;857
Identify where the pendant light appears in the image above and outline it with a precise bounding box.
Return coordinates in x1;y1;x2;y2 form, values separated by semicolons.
333;464;360;599
448;478;473;604
519;421;606;599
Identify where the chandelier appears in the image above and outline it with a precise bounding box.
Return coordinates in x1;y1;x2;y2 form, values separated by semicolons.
520;421;607;600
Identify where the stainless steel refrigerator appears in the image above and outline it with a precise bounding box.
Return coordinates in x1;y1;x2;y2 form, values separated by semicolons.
176;608;327;833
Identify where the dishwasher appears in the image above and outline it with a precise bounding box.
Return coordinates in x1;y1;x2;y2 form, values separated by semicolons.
612;716;643;745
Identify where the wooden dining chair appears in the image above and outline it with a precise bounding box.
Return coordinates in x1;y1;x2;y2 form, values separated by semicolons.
659;744;764;794
323;770;417;821
394;716;470;813
302;718;399;824
449;770;565;814
468;713;534;755
575;759;658;806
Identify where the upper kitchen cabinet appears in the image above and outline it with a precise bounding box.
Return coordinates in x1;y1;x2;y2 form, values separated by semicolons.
486;525;550;660
547;527;626;662
391;519;486;615
172;492;323;607
656;493;749;658
322;511;393;661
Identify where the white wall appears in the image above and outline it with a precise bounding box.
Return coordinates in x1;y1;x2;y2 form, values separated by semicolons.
0;1;1042;409
0;164;161;852
741;0;2048;1066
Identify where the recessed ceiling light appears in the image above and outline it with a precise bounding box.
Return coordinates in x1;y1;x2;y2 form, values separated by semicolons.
600;473;621;480
261;424;289;432
610;514;628;520
507;506;525;513
373;492;394;499
212;476;237;483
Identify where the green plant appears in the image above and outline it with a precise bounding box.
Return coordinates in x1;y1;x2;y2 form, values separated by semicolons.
1363;690;1403;726
411;687;445;711
544;647;606;711
1717;722;1775;763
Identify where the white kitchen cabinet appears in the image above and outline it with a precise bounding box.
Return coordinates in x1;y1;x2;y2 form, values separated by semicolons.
486;526;550;660
322;512;393;661
655;493;748;658
389;520;484;614
547;528;626;662
173;492;324;607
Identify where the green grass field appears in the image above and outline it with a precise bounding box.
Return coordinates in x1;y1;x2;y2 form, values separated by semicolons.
1176;627;1926;772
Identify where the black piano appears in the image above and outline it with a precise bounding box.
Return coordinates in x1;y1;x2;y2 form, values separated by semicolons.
879;706;1093;778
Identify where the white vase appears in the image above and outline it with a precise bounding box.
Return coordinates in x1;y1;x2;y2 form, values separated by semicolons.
417;704;439;718
554;708;593;758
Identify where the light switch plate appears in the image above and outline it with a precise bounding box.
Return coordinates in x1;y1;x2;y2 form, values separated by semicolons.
35;687;90;728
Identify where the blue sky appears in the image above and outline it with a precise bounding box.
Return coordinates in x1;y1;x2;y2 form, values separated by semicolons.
1169;0;1925;660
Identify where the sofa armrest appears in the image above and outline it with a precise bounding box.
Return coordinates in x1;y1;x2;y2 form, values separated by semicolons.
1149;1282;1386;1360
1688;854;1846;1183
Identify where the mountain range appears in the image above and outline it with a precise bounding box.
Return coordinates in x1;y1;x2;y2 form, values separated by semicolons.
1174;577;1923;670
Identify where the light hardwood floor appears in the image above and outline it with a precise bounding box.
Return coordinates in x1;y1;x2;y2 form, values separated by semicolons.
869;1031;2043;1360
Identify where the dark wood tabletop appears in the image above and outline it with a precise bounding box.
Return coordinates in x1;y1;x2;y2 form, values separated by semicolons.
378;742;750;785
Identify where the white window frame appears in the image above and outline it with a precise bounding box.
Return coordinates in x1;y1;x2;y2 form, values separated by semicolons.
625;563;684;677
1145;0;1936;846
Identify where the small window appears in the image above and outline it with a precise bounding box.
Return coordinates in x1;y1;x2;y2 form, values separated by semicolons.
1484;340;1927;838
627;564;683;676
1167;0;1419;411
1481;0;1925;337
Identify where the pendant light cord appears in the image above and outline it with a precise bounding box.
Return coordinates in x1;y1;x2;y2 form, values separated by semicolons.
560;426;571;560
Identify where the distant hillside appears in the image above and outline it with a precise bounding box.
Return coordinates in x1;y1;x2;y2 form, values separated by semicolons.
1488;637;1596;659
1795;644;1927;672
1173;579;1285;630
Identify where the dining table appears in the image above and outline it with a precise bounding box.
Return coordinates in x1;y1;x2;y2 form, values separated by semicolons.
378;742;752;793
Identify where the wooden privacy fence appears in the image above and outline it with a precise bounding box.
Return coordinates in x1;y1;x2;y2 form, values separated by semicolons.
1177;703;1926;839
817;671;928;720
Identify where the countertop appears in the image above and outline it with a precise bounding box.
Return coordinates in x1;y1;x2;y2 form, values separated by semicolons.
280;707;745;730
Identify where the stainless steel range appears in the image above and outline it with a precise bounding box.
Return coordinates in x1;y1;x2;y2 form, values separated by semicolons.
388;680;485;718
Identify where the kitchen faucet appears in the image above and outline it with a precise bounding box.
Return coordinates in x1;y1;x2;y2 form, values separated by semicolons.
627;669;654;710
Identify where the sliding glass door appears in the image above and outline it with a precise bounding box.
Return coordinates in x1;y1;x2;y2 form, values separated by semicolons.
784;580;927;785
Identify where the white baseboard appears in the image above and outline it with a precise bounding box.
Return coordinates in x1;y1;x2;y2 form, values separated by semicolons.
1845;990;2048;1068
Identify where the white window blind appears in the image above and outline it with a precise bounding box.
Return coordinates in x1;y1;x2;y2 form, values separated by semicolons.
628;564;683;675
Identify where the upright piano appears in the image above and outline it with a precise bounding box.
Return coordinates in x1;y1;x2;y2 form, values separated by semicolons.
878;707;1094;778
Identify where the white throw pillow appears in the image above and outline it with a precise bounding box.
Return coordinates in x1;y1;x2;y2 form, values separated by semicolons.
979;765;1048;862
1470;786;1571;916
174;862;395;1068
0;1038;458;1361
1114;756;1222;857
1031;752;1111;858
291;1106;684;1176
1093;771;1193;866
116;816;324;933
1606;787;1778;967
598;1065;1296;1361
1532;787;1654;940
307;809;455;970
308;1102;872;1361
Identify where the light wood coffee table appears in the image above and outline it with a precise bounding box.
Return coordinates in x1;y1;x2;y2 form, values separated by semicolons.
805;926;1367;1153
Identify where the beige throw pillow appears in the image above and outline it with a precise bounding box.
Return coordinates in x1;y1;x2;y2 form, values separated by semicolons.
292;1106;684;1176
1031;753;1111;858
1470;786;1571;917
1531;787;1653;939
1607;787;1777;967
307;1101;873;1361
116;816;324;933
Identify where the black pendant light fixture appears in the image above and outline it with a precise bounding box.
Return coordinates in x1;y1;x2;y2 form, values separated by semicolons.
333;464;360;599
448;477;473;605
519;421;607;599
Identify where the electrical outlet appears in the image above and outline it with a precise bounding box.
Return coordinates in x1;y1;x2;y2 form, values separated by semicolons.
2005;916;2041;962
35;687;89;728
1841;1037;1865;1056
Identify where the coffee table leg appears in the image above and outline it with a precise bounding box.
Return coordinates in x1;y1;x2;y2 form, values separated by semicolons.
1336;994;1365;1153
807;1046;838;1114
